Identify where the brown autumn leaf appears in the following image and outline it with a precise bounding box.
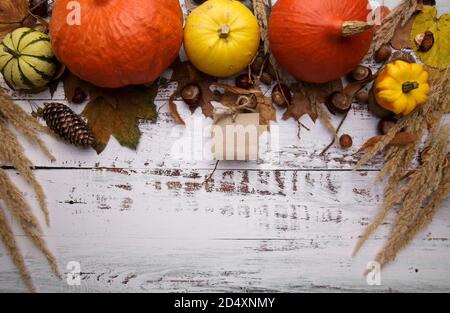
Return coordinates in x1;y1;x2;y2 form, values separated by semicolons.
0;0;34;40
283;80;343;123
255;87;276;126
309;80;344;105
391;16;416;49
282;85;316;122
358;132;419;153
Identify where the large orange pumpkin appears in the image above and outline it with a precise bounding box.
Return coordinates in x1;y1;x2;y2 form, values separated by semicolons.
50;0;183;88
269;0;374;83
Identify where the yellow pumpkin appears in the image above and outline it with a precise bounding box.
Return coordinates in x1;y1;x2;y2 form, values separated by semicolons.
0;28;57;90
374;60;430;115
184;0;260;77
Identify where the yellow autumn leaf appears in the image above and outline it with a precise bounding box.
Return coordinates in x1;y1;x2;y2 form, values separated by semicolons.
410;6;450;70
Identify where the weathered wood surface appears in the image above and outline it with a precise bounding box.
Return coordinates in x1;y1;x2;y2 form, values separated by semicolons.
1;169;449;292
0;0;449;293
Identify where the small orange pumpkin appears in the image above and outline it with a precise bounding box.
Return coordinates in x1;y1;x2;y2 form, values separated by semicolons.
50;0;184;88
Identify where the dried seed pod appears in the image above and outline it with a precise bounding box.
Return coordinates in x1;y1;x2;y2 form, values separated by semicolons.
181;83;202;108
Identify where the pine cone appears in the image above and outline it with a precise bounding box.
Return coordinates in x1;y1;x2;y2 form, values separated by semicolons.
41;102;95;148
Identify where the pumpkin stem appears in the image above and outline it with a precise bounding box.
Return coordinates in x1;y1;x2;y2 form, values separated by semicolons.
342;21;373;37
218;25;231;39
402;81;419;93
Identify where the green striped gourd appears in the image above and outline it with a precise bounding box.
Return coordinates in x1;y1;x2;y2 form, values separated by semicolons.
0;27;57;90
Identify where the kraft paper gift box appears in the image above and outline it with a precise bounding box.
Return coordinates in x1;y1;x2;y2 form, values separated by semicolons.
212;112;261;161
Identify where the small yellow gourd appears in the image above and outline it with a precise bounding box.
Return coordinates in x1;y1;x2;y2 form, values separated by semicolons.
374;60;430;115
183;0;260;77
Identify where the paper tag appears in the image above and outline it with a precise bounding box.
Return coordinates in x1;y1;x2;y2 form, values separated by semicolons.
212;113;260;161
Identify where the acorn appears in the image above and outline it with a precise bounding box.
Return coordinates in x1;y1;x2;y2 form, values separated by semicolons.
339;134;353;149
181;83;202;108
355;89;369;104
415;31;434;52
272;83;292;108
326;92;351;114
349;65;372;81
235;73;254;89
374;44;392;63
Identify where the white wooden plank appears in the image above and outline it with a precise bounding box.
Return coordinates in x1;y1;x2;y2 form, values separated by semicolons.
0;169;449;292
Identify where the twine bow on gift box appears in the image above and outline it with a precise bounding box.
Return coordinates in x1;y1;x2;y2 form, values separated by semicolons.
213;95;258;124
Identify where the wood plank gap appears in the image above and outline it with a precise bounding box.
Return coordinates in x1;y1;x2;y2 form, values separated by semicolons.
1;166;381;172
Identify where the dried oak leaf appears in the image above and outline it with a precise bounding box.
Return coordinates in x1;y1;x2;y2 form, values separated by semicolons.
282;85;315;122
283;80;343;122
410;6;449;70
358;132;418;152
0;0;34;40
